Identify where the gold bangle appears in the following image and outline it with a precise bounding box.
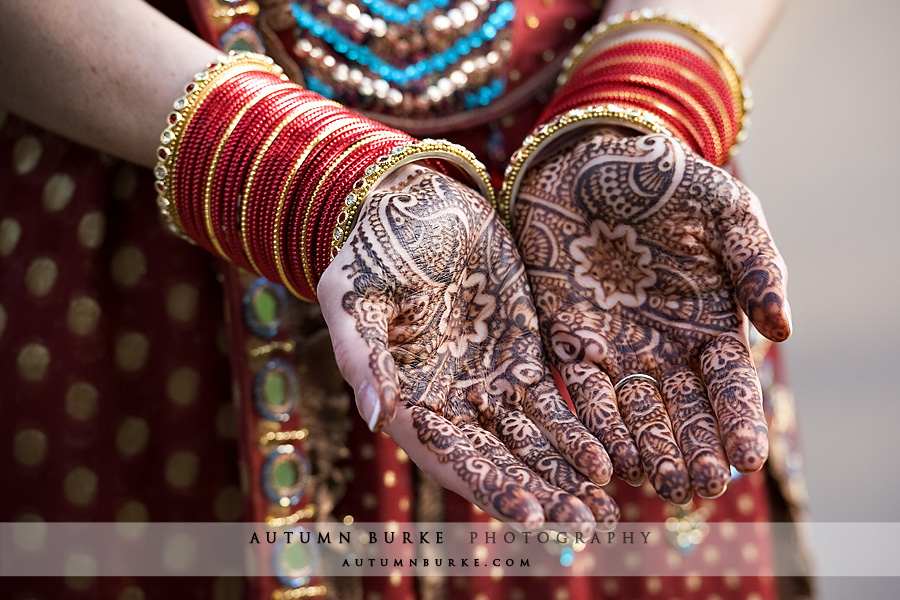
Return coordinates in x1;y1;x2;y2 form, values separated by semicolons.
203;83;297;259
497;104;671;229
557;9;750;152
154;52;287;241
269;118;367;300
570;52;736;147
300;132;398;295
239;100;341;275
573;90;707;153
329;139;495;261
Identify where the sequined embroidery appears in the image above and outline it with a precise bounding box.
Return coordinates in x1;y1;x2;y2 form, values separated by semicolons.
289;0;514;116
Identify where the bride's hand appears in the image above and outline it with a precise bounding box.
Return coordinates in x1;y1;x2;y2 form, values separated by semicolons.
515;129;791;503
319;165;619;529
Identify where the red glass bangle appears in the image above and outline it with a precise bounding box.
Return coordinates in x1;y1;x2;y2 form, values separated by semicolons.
575;41;735;114
580;41;736;120
244;108;348;281
281;120;378;296
544;39;739;163
547;72;723;163
310;135;411;281
205;84;304;259
210;88;304;264
175;72;281;248
296;132;401;294
244;106;356;280
228;97;337;269
553;61;727;140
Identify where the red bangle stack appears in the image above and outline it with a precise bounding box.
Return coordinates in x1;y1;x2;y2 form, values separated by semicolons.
155;54;493;301
155;53;420;301
541;40;741;166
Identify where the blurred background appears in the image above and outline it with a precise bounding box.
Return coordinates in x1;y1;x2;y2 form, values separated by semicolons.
740;0;900;597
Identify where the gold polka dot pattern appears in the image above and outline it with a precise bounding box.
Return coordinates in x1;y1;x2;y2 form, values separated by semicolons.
64;466;98;506
166;282;199;322
13;428;47;467
77;211;106;249
111;246;147;288
0;218;22;256
67;296;102;336
65;381;99;421
42;173;76;212
115;331;149;372
116;417;150;456
166;450;199;489
167;366;200;406
12;135;42;175
17;343;50;382
25;256;58;297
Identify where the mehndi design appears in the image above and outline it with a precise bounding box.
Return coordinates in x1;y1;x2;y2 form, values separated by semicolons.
321;166;620;528
515;130;790;503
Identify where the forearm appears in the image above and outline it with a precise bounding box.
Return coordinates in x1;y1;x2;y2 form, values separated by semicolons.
601;0;785;63
0;0;219;167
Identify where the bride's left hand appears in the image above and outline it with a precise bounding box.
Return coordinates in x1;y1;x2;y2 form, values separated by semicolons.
514;129;791;503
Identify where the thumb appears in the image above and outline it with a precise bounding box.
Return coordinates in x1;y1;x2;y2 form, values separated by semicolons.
318;262;400;433
721;192;792;343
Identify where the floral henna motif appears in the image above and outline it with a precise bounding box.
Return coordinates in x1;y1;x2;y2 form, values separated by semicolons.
516;130;790;501
617;378;691;504
661;366;730;499
332;166;616;526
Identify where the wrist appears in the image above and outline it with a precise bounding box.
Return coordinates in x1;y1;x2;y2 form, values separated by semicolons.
157;54;493;301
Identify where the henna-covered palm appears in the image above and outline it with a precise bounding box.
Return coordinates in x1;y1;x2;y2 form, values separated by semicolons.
319;165;619;529
514;129;791;504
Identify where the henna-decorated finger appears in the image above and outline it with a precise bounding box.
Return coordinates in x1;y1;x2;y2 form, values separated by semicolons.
617;376;692;505
522;375;614;485
386;404;545;526
557;360;644;486
319;267;400;432
718;180;792;343
700;334;768;473
660;365;731;499
458;421;595;531
537;310;641;485
489;410;620;528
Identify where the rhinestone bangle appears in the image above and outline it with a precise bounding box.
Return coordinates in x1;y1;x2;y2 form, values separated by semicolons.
329;139;495;261
154;52;288;240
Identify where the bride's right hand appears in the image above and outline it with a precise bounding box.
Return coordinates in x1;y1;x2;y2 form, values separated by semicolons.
319;165;620;530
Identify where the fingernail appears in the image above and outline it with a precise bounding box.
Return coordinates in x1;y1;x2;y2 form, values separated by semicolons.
697;483;727;500
357;382;381;432
625;474;645;487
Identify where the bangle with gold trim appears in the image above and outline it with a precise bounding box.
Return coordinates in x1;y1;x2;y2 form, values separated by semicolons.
329;139;495;261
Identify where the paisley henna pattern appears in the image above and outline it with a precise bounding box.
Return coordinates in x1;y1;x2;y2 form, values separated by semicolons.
332;166;616;526
515;130;790;501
